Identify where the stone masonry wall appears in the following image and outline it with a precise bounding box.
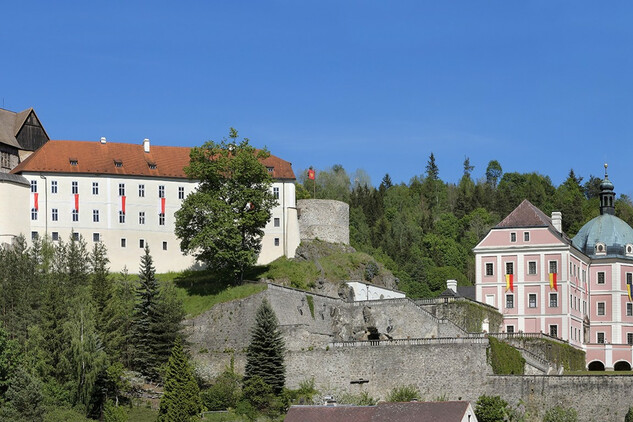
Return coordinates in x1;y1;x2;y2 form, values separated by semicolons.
186;284;460;356
297;199;349;244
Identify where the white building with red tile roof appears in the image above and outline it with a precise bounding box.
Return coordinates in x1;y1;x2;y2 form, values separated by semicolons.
4;138;300;273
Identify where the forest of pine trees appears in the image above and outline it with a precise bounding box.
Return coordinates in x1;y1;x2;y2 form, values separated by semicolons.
297;156;633;298
0;236;185;420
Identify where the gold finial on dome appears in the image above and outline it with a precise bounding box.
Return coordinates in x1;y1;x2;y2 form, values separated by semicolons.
604;163;608;178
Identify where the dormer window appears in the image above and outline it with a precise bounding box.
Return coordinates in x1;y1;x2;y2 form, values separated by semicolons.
626;244;633;256
595;242;606;256
147;162;157;170
267;167;274;173
69;158;78;166
114;160;123;168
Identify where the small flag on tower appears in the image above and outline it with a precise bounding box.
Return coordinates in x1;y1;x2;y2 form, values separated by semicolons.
549;272;558;291
505;274;514;292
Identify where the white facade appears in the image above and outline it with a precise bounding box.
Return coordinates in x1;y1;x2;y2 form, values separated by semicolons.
14;173;299;273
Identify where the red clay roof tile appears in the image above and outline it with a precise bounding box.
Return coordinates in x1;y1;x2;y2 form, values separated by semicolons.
11;140;295;180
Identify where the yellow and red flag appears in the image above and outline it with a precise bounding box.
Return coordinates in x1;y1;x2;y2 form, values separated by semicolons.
628;283;632;302
505;274;514;292
308;169;315;180
549;273;558;291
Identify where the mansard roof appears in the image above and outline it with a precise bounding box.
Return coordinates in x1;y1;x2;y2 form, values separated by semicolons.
496;199;553;228
11;140;296;180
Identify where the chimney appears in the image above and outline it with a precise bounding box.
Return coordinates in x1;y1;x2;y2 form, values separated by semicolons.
100;137;106;144
552;212;562;233
447;279;458;294
143;138;150;153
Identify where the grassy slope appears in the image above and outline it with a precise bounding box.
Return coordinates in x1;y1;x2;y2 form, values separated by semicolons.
156;247;385;317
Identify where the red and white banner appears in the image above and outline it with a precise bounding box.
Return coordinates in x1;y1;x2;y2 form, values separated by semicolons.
158;197;166;214
73;194;79;211
119;196;126;214
30;193;39;211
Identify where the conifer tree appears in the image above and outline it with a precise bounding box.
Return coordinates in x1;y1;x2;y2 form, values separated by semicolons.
90;242;111;317
0;367;45;422
102;268;136;367
158;338;201;422
244;299;285;394
131;247;184;379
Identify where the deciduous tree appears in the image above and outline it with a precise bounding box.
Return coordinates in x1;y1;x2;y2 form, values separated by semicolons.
175;129;277;282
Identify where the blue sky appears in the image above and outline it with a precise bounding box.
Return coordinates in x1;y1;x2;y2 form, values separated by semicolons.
2;1;633;194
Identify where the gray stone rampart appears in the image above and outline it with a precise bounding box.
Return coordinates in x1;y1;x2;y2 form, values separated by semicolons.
297;199;349;244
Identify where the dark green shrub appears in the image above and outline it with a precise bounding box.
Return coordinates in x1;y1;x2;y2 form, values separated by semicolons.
386;385;421;402
306;295;315;319
201;370;242;411
475;395;509;422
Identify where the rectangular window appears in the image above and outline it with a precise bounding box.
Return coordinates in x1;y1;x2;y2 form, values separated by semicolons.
510;232;516;242
31;208;37;220
274;217;280;227
72;209;79;222
93;209;99;223
549;261;558;274
597;332;605;344
0;152;10;169
119;183;125;196
597;272;605;284
627;303;632;317
139;239;145;248
506;294;514;309
528;261;537;275
549;325;558;338
159;185;165;198
524;232;530;241
178;186;185;199
628;333;633;345
485;263;494;276
273;187;280;199
139;184;145;197
72;181;78;194
119;211;125;224
597;302;606;316
31;231;38;240
92;182;99;195
30;180;37;193
627;273;633;285
159;213;165;226
139;212;145;225
529;294;537;308
51;180;58;194
505;262;514;275
120;238;126;247
274;237;280;246
52;232;59;241
549;293;558;308
162;241;168;250
93;233;100;242
507;325;514;334
72;232;79;241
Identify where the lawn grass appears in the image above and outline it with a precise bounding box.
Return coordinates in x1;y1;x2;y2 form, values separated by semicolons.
158;270;267;317
126;406;159;421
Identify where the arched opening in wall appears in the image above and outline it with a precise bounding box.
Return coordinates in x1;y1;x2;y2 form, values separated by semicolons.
614;361;631;371
587;361;605;371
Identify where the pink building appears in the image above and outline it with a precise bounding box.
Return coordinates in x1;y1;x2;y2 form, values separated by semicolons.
475;170;633;370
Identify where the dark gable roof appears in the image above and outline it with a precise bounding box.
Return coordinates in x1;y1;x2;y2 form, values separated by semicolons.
12;140;296;180
0;108;25;148
285;401;471;422
496;199;553;228
285;405;374;422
